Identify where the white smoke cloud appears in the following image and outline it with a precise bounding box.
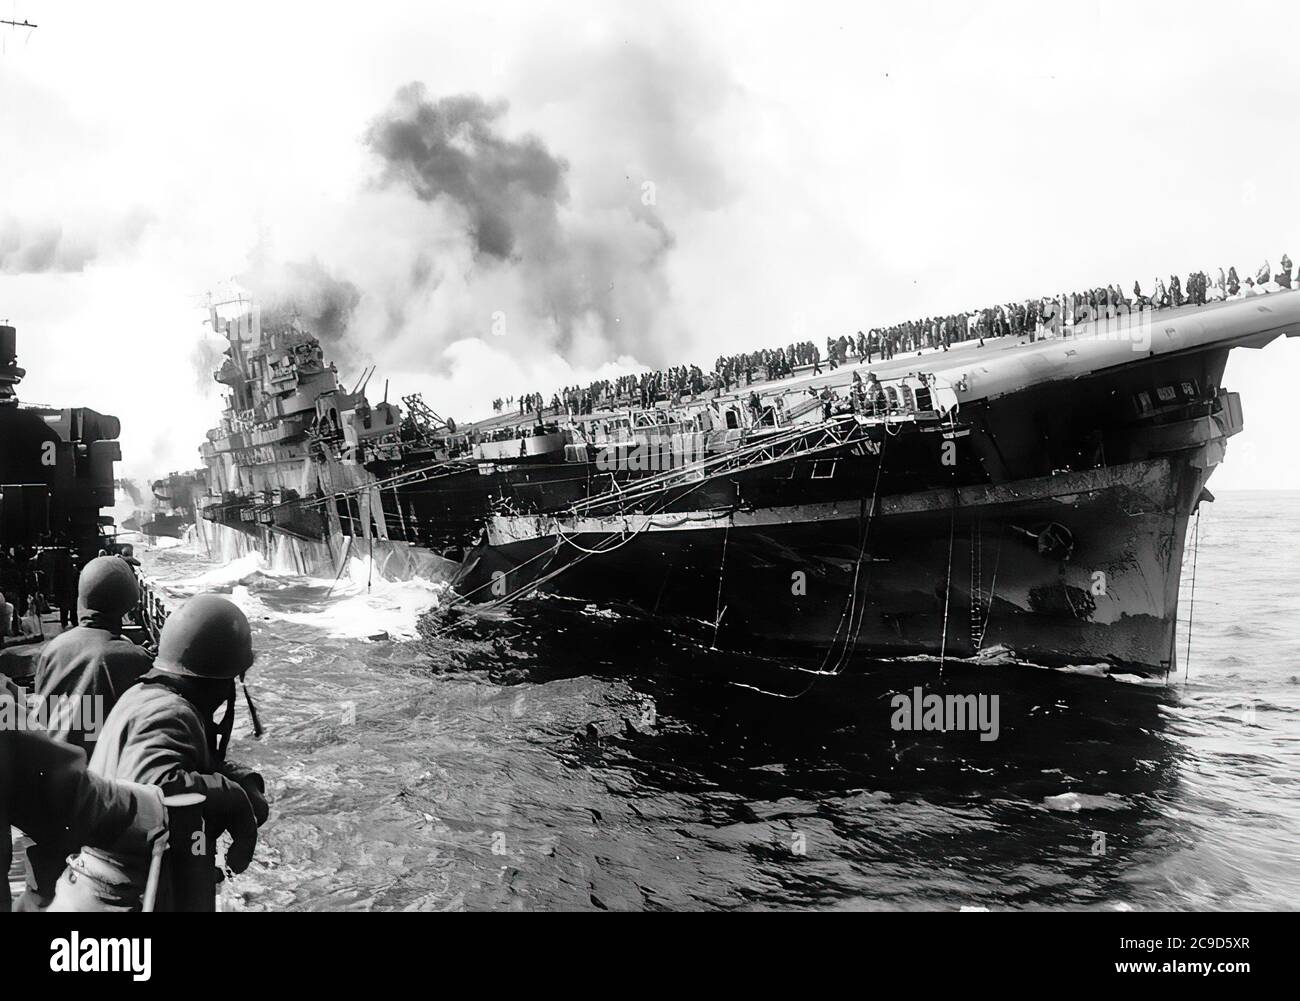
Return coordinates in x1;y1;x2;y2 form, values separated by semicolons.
0;209;154;274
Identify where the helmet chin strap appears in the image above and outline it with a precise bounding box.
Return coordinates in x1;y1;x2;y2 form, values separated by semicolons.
239;672;264;739
213;684;236;761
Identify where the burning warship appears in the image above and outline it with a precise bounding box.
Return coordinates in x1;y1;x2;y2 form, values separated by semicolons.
191;276;1300;674
120;471;207;541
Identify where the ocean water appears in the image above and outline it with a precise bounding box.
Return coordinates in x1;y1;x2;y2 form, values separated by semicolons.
137;490;1300;911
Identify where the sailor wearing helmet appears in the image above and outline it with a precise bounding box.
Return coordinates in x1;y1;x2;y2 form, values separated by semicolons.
47;594;269;911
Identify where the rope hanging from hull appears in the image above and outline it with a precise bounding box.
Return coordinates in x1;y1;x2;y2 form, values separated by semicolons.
1184;504;1202;684
974;526;1004;651
733;429;891;696
938;490;958;675
711;519;731;650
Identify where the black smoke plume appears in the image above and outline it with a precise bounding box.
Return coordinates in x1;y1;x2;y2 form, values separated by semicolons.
362;83;678;358
366;88;568;262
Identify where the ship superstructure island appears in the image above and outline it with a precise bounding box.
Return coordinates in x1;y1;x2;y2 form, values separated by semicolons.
193;272;1300;675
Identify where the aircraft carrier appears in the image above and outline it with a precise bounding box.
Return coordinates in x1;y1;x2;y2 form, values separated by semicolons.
190;285;1300;674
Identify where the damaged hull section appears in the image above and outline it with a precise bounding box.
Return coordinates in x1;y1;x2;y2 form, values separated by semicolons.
456;455;1211;673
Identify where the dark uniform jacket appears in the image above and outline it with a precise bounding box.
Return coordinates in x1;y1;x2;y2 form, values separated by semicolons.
86;674;260;910
90;677;220;785
34;611;154;756
23;622;153;900
1;718;160;912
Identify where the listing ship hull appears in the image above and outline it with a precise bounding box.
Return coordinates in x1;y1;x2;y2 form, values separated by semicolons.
442;292;1300;673
193;291;1299;674
456;454;1207;672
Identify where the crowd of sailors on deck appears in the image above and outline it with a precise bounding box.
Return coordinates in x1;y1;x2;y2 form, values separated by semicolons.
490;254;1292;421
493;346;826;418
849;256;1293;361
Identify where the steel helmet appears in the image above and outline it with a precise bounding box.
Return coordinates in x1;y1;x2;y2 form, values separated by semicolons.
155;594;254;679
77;556;140;618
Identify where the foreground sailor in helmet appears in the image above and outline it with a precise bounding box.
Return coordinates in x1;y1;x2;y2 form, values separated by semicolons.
16;556;157;906
48;594;269;911
34;556;155;756
1;688;171;912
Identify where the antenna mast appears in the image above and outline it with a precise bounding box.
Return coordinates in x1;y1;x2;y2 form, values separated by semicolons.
2;15;38;52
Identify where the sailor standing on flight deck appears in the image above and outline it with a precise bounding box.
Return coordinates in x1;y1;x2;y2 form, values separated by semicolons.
54;594;269;911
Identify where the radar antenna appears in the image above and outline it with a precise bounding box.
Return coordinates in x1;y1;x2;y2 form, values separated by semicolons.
1;8;37;50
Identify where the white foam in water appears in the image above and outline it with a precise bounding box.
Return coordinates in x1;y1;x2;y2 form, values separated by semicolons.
1110;673;1167;687
271;555;446;641
186;552;287;588
1056;663;1110;678
1042;792;1128;812
156;549;444;641
971;643;1017;664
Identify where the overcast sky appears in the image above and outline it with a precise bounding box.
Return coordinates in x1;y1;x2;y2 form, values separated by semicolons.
2;0;1297;488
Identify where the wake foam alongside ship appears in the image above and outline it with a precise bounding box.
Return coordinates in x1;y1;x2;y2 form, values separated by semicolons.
143;545;445;642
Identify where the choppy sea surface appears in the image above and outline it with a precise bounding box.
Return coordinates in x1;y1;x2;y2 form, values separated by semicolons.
137;490;1300;911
